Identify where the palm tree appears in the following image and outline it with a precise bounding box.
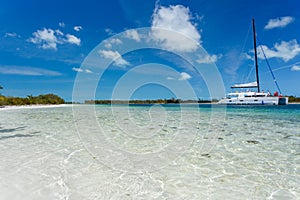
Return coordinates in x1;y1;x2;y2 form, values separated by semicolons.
0;85;3;90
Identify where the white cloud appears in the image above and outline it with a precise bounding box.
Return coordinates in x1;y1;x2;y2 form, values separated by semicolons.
257;39;300;62
98;50;130;67
72;67;93;73
124;29;141;42
291;65;300;71
28;28;81;50
0;65;61;76
85;69;93;73
28;28;58;50
65;34;81;46
104;38;122;48
196;54;219;64
59;22;65;28
179;72;191;80
55;29;64;36
151;4;201;52
5;32;18;37
98;50;119;59
72;67;83;72
166;73;192;81
74;26;82;32
264;16;294;30
105;28;114;35
167;76;175;80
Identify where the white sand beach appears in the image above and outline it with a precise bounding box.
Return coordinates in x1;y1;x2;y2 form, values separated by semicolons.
0;104;72;111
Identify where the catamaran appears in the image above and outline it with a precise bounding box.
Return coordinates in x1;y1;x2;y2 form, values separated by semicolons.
218;19;288;105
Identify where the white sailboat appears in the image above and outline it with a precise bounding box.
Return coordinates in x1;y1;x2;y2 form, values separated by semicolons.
218;19;288;105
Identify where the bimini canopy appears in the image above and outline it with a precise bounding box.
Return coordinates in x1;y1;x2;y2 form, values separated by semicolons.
231;81;258;88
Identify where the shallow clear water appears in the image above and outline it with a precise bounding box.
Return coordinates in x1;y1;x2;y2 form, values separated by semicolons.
0;104;299;199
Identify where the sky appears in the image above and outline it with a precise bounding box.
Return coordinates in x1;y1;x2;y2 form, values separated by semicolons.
1;0;300;101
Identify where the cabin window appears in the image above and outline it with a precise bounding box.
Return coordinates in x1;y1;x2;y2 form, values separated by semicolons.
252;94;266;97
226;94;238;99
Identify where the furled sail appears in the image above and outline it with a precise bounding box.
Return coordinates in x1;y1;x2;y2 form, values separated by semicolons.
231;81;258;88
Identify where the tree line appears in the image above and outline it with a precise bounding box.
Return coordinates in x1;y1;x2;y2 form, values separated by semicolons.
85;98;216;104
85;99;174;104
288;96;300;103
0;93;65;106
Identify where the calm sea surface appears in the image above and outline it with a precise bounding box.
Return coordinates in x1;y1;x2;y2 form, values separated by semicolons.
0;104;299;199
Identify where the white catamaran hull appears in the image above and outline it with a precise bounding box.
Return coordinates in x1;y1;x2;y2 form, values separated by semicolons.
218;96;288;105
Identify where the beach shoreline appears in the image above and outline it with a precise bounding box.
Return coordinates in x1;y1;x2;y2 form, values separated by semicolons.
288;102;300;104
0;104;72;111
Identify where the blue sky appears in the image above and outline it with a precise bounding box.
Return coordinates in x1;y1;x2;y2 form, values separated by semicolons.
1;0;300;101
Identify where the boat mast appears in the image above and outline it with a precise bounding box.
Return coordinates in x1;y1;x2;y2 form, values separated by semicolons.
252;18;260;92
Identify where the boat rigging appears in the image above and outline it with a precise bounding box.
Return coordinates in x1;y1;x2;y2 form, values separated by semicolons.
218;19;288;105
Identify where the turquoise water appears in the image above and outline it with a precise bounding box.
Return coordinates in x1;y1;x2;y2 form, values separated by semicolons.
0;104;299;199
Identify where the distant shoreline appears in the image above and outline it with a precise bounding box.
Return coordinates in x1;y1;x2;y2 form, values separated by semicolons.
288;102;300;104
1;102;299;111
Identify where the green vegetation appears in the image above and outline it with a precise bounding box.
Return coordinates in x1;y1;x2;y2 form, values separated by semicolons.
0;94;65;106
288;96;300;103
85;99;174;104
86;98;182;104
